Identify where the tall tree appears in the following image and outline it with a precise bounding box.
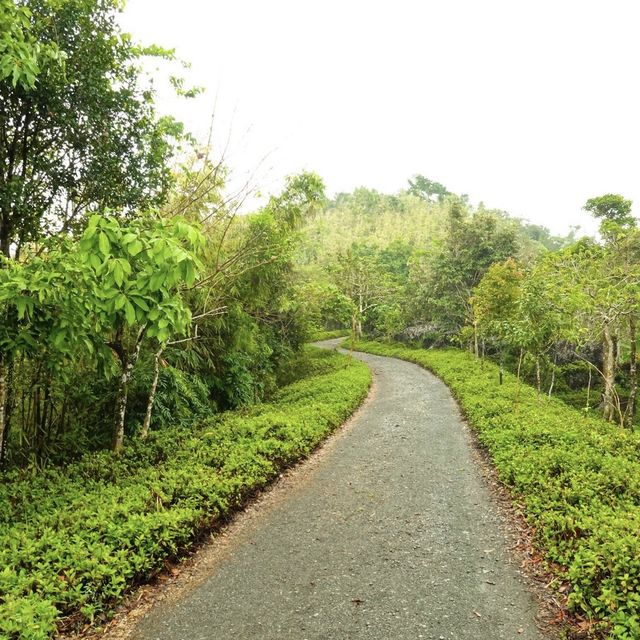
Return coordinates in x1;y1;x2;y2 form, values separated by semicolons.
407;175;451;202
582;194;639;424
583;194;635;231
0;0;182;259
330;243;395;338
0;0;186;461
77;214;203;453
409;201;519;340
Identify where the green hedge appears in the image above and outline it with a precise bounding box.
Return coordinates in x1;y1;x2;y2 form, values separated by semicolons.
351;340;640;639
0;347;371;640
309;329;350;341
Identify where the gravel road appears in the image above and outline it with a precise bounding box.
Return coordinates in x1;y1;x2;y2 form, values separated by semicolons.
133;341;546;640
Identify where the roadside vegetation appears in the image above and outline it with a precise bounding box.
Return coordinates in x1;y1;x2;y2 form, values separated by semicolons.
348;340;640;638
0;347;370;639
305;179;640;638
0;4;367;638
310;329;350;341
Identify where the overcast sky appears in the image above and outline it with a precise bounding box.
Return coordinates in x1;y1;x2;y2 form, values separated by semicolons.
120;0;640;235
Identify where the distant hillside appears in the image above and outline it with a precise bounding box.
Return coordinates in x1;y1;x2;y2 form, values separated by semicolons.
300;179;575;266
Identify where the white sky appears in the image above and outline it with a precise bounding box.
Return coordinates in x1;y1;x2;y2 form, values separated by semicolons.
119;0;640;236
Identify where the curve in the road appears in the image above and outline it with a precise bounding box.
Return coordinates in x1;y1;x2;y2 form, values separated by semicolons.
133;342;546;640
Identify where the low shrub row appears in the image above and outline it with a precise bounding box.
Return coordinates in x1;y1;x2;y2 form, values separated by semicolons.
351;340;640;639
309;328;350;341
0;347;371;640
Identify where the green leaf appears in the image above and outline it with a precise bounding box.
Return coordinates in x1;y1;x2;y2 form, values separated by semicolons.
115;293;127;311
15;298;27;320
113;262;124;287
128;240;143;256
149;272;165;291
88;214;102;229
185;261;196;287
118;258;132;276
89;252;102;270
98;232;110;257
131;296;149;311
124;300;136;325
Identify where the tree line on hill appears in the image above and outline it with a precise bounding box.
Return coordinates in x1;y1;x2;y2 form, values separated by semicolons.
301;183;638;427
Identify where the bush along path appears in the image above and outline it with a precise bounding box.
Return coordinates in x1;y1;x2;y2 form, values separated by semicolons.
0;347;371;640
125;339;545;640
351;340;640;639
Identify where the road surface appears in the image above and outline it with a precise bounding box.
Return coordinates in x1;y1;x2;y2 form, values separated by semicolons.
133;340;546;639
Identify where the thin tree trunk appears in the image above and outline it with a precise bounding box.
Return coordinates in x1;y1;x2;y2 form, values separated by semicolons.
516;349;524;380
34;386;42;459
350;313;356;353
586;367;592;412
57;395;68;437
602;322;616;422
535;356;541;395
0;355;7;465
473;322;479;358
141;347;163;440
625;315;637;429
514;349;525;408
2;352;15;461
548;354;557;399
112;339;144;453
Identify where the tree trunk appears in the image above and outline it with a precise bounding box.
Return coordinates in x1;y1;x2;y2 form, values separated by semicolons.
112;341;143;453
514;349;525;407
473;321;479;358
535;356;541;395
625;314;637;429
141;348;163;440
0;355;7;464
548;354;557;399
2;353;14;459
350;313;357;352
602;322;616;422
516;349;524;381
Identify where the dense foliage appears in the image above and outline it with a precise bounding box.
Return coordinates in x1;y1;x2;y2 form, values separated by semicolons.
303;176;638;429
351;340;640;638
300;177;576;343
470;204;640;427
0;347;371;639
0;0;327;467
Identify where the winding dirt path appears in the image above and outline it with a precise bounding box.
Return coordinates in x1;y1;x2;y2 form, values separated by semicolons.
119;342;548;639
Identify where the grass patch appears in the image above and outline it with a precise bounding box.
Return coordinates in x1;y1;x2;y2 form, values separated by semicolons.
351;339;640;639
0;347;371;640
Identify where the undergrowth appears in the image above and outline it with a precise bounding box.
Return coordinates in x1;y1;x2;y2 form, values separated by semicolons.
0;347;371;640
352;340;640;639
